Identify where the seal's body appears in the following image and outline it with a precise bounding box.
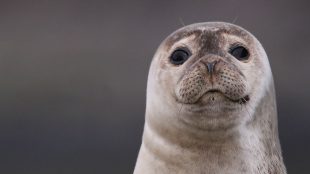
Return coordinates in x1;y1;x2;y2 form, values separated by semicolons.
134;22;286;174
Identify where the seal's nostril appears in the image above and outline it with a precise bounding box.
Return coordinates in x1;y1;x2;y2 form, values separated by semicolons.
206;61;217;73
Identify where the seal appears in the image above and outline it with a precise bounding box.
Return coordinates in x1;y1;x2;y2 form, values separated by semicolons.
134;22;286;174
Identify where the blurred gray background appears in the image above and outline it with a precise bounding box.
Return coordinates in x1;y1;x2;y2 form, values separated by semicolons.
0;0;309;173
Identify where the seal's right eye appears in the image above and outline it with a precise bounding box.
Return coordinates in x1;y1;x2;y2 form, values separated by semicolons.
170;48;191;65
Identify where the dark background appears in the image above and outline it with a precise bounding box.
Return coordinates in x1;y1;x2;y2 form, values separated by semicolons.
0;0;309;173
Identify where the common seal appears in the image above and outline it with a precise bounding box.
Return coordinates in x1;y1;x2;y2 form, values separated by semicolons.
134;22;286;174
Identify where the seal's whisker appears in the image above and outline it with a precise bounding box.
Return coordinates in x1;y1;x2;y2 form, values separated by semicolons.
243;103;251;119
178;17;185;27
178;103;184;115
232;15;239;24
246;103;255;115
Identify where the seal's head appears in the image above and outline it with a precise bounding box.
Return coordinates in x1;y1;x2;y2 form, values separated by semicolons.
147;22;272;131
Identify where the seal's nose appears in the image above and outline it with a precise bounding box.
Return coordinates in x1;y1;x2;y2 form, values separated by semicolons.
206;61;218;74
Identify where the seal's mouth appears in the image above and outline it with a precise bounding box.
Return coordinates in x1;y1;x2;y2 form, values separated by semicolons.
229;94;250;104
202;89;250;104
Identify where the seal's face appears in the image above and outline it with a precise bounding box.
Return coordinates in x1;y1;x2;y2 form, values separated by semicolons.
147;22;271;130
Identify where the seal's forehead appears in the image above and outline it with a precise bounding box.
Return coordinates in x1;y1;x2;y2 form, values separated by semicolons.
164;22;250;48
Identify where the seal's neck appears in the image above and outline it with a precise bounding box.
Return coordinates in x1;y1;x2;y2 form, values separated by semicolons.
137;114;283;174
141;119;273;173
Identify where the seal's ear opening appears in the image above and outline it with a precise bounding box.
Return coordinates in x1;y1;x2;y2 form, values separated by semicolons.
169;47;191;65
229;45;249;61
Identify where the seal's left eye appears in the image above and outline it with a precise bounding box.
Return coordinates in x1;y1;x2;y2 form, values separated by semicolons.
170;48;191;65
229;46;249;61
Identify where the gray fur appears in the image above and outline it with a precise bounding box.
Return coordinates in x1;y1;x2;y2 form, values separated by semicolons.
134;22;286;174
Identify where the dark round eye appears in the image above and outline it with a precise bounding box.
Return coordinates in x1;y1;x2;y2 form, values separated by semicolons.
229;46;249;61
170;48;191;65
